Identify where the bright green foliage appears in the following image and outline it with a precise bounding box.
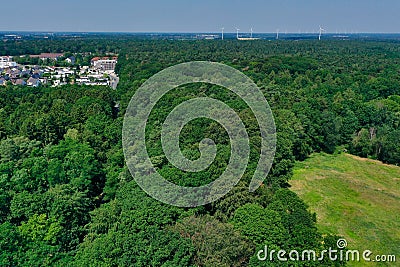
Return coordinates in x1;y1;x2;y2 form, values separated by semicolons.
18;214;62;244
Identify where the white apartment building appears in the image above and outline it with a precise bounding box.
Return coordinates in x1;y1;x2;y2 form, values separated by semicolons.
91;57;118;72
0;56;17;68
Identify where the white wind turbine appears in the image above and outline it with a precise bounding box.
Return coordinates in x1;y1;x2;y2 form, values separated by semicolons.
319;25;326;40
250;27;253;39
236;28;240;39
221;27;224;40
276;29;279;40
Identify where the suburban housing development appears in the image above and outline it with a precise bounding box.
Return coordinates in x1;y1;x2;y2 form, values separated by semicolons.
0;54;119;88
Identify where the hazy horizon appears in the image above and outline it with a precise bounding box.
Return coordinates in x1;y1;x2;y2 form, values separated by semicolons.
1;31;399;34
1;0;399;33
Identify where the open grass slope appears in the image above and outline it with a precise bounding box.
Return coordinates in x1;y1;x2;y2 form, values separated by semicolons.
290;153;400;266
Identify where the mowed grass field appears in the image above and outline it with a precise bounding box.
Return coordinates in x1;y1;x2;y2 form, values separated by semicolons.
290;153;400;266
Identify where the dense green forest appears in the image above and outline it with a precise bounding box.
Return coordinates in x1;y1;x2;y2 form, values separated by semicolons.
1;38;399;266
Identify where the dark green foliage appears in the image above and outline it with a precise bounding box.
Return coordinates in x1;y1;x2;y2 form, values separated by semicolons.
1;37;400;265
171;215;254;267
74;181;196;267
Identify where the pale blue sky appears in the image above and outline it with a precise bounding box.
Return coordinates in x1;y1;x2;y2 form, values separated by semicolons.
1;0;399;33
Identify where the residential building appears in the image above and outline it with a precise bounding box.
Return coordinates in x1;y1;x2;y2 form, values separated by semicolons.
91;57;118;71
0;56;17;68
30;53;64;60
13;79;26;86
0;53;119;89
27;77;40;87
65;56;76;64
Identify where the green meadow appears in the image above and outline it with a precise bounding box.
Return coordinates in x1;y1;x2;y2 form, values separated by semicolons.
291;153;400;266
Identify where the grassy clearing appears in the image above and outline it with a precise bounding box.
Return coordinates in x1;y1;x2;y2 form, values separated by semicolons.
291;153;400;266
